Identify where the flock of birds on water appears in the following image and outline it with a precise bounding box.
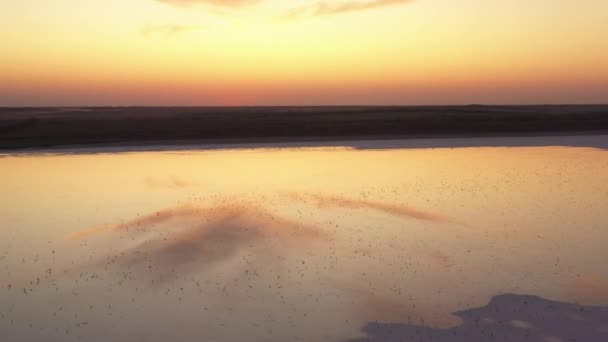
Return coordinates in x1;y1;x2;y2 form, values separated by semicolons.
1;146;608;341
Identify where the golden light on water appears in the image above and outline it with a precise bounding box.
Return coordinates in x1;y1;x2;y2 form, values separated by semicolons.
1;139;608;340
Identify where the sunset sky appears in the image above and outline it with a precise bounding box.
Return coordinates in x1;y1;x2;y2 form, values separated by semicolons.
1;0;607;106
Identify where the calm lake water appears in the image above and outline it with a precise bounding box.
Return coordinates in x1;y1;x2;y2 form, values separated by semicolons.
1;136;608;341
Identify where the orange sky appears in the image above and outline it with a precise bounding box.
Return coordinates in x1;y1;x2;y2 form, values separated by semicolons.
1;0;607;105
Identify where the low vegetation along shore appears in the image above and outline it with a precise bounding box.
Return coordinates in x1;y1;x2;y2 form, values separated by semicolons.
1;105;608;149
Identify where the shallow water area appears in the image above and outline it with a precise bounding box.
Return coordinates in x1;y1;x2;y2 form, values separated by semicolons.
1;135;608;341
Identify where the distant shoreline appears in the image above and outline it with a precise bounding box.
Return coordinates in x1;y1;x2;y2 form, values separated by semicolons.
1;132;607;156
2;105;608;150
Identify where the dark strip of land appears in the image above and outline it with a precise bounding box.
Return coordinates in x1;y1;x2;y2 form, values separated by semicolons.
1;105;607;150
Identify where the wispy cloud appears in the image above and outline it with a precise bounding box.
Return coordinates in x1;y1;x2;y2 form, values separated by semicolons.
155;0;414;19
282;0;415;19
141;24;202;36
156;0;258;7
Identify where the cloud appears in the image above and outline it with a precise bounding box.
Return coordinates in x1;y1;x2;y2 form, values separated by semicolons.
141;24;202;36
281;191;472;228
155;0;258;7
156;0;414;19
282;0;415;19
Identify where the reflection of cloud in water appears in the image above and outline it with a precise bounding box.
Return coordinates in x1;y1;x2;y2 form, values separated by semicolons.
425;249;453;268
282;191;471;228
568;275;608;304
68;201;327;282
144;176;202;189
346;293;608;342
62;192;602;339
330;278;462;328
65;191;471;310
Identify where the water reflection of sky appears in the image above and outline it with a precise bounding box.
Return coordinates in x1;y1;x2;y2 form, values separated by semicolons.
1;136;608;341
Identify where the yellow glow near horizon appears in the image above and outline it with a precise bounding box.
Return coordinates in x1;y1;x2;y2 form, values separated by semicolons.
1;0;607;105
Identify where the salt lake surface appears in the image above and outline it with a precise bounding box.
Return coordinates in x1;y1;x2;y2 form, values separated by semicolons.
1;136;608;341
